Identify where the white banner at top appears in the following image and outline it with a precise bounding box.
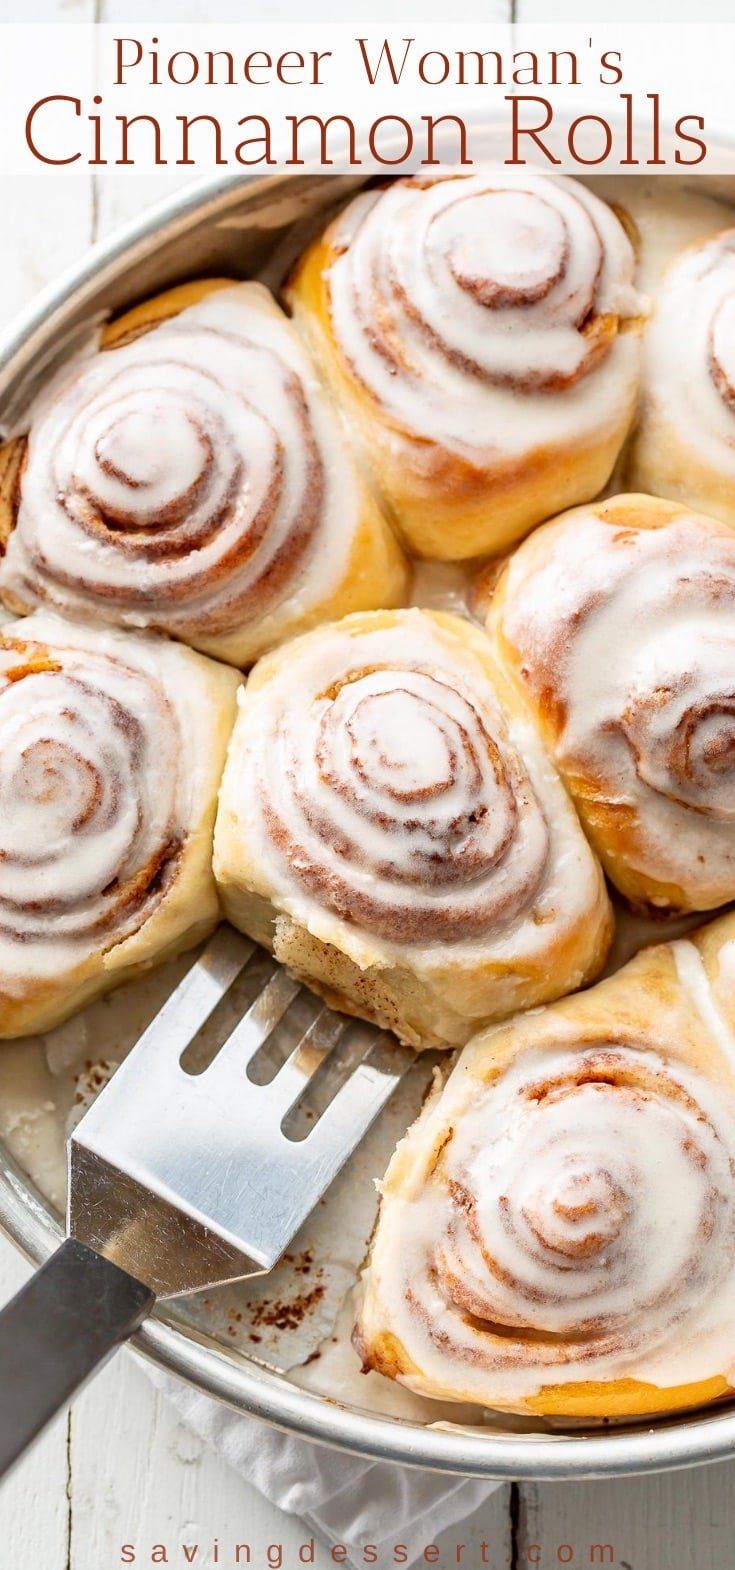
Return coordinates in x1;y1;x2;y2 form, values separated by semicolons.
0;22;734;176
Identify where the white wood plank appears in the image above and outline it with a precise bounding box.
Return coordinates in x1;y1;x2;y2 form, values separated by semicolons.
518;1468;735;1570
68;1345;512;1565
100;0;510;22
0;0;515;1545
0;1241;70;1562
0;0;96;320
0;1225;511;1560
69;1352;279;1568
516;0;734;15
2;0;728;1558
435;1483;511;1564
1;172;94;321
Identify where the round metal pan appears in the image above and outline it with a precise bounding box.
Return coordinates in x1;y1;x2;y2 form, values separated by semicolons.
3;163;735;1481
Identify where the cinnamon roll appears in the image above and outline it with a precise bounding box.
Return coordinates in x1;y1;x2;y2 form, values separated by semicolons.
356;909;735;1417
285;170;645;560
488;494;735;915
213;609;612;1051
0;610;240;1036
628;229;735;527
0;280;408;666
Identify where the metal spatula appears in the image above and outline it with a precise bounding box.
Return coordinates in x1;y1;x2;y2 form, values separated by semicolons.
0;925;412;1482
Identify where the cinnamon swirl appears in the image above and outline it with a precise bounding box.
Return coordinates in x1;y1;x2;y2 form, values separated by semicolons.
0;610;240;1036
213;609;612;1051
286;170;645;560
488;493;735;915
356;909;735;1418
0;280;408;666
629;228;735;527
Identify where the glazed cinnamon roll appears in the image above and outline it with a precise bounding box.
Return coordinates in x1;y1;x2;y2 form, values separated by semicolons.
286;170;645;560
213;609;611;1051
488;494;735;915
0;280;408;666
629;229;735;527
357;909;735;1417
0;610;240;1036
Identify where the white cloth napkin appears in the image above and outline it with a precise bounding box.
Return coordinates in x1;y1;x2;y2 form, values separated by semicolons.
147;1365;501;1569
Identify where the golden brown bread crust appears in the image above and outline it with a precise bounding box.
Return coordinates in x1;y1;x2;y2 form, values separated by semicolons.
214;607;612;1051
356;911;735;1418
0;611;241;1037
0;279;235;553
287;238;637;560
487;493;735;915
99;276;236;348
0;437;25;557
285;174;644;561
0;278;409;666
627;227;735;529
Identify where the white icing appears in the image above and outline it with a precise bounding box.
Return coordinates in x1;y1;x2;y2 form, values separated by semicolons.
293;1287;481;1425
639;230;735;488
2;175;735;1428
716;937;735;993
0;284;359;658
498;504;735;908
587;177;735;297
326;168;644;458
0;610;222;984
362;1035;735;1404
673;938;735;1072
219;610;604;971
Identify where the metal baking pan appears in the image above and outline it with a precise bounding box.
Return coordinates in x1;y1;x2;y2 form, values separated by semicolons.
3;163;735;1481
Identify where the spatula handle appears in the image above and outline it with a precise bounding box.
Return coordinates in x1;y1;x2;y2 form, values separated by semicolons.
0;1238;154;1482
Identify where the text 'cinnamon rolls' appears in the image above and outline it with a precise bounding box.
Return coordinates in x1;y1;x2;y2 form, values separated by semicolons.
286;169;645;560
0;611;240;1036
629;229;735;528
357;910;735;1418
213;609;611;1050
0;280;408;667
488;493;735;914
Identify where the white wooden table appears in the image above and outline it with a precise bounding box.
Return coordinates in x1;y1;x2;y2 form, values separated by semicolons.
3;0;735;1562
